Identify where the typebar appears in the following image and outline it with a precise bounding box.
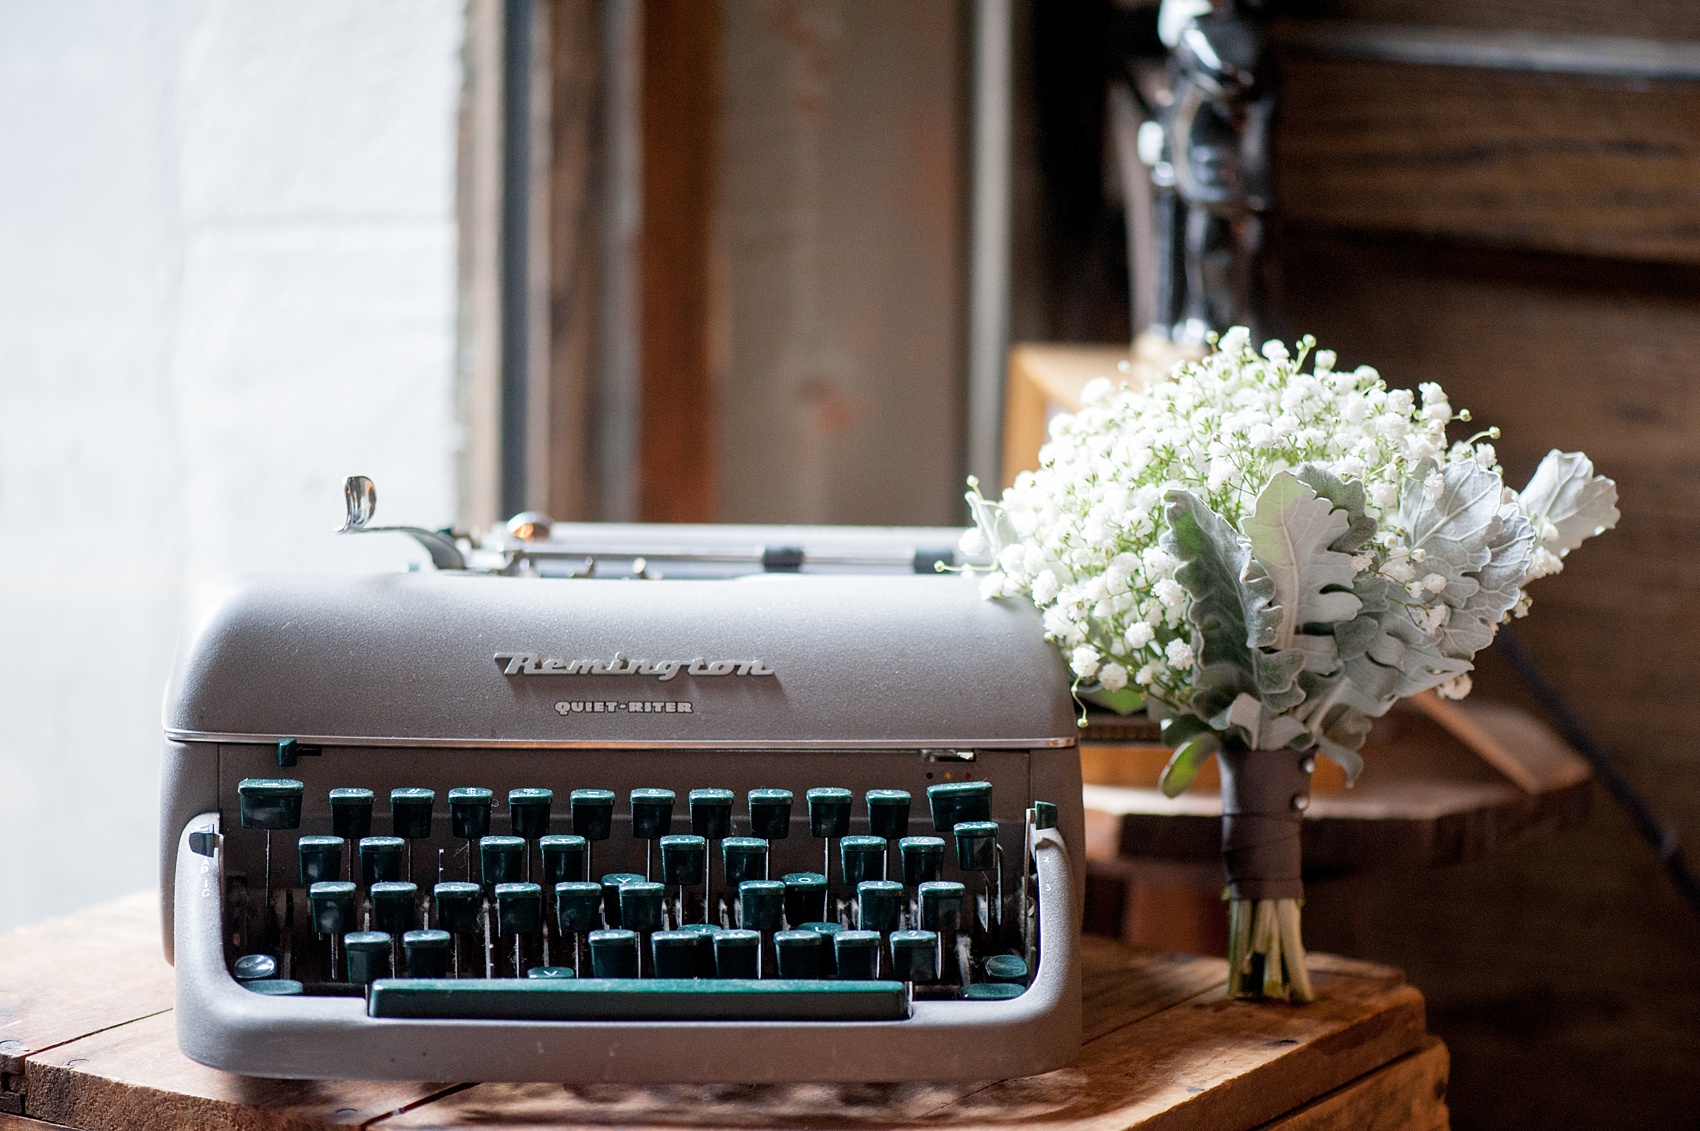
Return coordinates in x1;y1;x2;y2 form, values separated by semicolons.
368;977;908;1021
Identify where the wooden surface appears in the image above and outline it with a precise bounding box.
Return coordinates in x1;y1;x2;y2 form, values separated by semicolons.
0;895;1446;1130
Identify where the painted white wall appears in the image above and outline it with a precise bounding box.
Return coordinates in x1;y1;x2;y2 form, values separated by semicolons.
0;0;465;930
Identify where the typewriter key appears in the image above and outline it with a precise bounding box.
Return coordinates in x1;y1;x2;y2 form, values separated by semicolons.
858;881;904;935
390;788;435;841
588;929;640;978
963;982;1024;1000
479;835;526;888
866;789;912;851
773;929;825;978
688;789;734;898
677;922;719;976
297;836;343;886
448;787;494;881
570;788;615;877
359;837;406;886
600;872;645;927
371;881;419;938
345;931;392;985
403;929;453;978
309;881;356;935
433;882;481;934
801;921;843;974
554;881;602;933
782;872;828;928
540;835;588;887
713;928;760;978
890;930;939;984
927;780;993;831
984;954;1029;985
239;778;303;929
899;836;946;888
527;965;576;979
953;821;1001;931
841;837;887;887
806;788;852;884
918;881;966;933
1033;800;1059;830
834;930;880;980
330;788;375;879
651;930;698;978
722;837;768;891
618;881;666;936
659;835;706;922
496;882;544;974
508;789;553;878
630;789;674;880
747;789;792;840
738;880;784;933
233;953;277;982
244;978;304;996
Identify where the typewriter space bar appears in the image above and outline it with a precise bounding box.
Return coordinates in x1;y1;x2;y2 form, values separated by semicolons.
367;978;909;1022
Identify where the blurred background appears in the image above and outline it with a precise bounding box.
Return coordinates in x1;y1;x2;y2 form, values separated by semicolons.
3;1;1699;1127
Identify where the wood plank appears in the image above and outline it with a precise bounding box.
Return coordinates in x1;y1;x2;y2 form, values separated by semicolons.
1077;938;1230;1043
1277;57;1700;265
23;1012;454;1131
0;891;173;1088
638;0;718;522
1256;1038;1448;1131
1289;0;1700;41
0;1114;74;1131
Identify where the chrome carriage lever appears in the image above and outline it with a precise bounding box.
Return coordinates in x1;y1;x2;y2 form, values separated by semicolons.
337;475;467;570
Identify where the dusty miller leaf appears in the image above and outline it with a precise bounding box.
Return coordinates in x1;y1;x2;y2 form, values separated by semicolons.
1518;449;1620;561
1242;471;1363;654
1162;490;1260;724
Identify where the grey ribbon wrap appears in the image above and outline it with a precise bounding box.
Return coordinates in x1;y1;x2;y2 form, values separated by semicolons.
1218;749;1311;901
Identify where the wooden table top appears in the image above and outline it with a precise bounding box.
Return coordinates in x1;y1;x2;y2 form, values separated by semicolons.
0;892;1447;1131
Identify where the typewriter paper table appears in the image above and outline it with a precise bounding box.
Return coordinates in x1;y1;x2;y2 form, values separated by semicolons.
0;893;1448;1130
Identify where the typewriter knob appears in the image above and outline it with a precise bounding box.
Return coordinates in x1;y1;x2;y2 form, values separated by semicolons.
570;789;616;841
541;835;589;885
237;778;303;830
588;929;640;978
774;930;825;978
801;921;843;975
232;953;277;982
528;965;577;979
1033;800;1059;830
722;838;768;890
600;872;646;926
963;982;1024;1000
506;511;554;541
866;790;912;840
899;836;946;887
677;922;720;976
890;930;939;983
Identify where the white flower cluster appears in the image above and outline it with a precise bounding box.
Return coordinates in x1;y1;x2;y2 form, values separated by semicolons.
965;328;1508;718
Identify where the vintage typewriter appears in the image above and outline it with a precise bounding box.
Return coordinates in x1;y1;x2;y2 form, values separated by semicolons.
161;478;1082;1083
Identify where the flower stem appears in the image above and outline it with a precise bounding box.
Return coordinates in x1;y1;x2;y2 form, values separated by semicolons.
1227;897;1315;1003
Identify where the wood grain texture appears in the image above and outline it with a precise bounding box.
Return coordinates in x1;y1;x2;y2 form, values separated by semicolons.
1256;1038;1448;1131
639;0;719;522
1277;58;1700;265
1287;0;1700;40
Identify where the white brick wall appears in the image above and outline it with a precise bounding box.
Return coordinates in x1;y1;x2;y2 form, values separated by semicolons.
0;0;464;929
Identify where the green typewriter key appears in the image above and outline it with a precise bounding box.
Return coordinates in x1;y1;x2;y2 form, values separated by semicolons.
918;881;966;933
330;788;375;878
774;929;825;978
738;880;784;933
834;930;880;980
953;820;998;872
345;930;392;985
244;978;304;996
554;882;603;934
713;928;760;979
963;982;1024;1000
722;837;768;890
802;921;843;974
497;882;544;976
678;922;720;976
403;929;453;978
747;789;793;840
659;834;706;887
309;881;356;935
449;787;494;881
588;928;640;978
238;778;304;830
527;966;576;979
984;954;1029;985
689;788;734;839
618;881;666;935
1033;800;1059;830
390;788;434;840
298;836;343;886
841;837;887;887
571;789;616;880
866;790;912;840
480;835;526;888
541;835;588;887
359;837;406;885
508;788;553;839
890;930;939;984
782;872;828;927
900;836;946;887
371;881;419;936
629;789;674;881
233;953;277;982
927;780;992;831
600;872;645;926
651;930;699;978
858;880;904;935
806;787;852;884
433;881;482;934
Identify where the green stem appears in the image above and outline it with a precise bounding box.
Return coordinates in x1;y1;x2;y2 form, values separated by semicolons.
1227;897;1313;1003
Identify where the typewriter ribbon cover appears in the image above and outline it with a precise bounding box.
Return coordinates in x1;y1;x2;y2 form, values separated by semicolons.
161;571;1086;1082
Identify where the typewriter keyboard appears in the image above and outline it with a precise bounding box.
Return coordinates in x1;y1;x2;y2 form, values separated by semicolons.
219;766;1056;1022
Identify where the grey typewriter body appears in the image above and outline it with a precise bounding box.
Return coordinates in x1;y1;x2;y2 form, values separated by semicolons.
162;514;1082;1083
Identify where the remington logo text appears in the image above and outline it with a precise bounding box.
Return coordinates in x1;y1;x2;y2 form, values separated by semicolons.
495;652;776;681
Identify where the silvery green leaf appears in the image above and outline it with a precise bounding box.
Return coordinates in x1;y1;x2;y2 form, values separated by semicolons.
1210;692;1307;751
1518;450;1620;560
1162;490;1261;718
1242;471;1362;667
1436;500;1534;659
1294;464;1379;553
1399;458;1501;594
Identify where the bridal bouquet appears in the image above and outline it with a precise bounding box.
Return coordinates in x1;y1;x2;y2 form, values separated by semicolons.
966;328;1616;1001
